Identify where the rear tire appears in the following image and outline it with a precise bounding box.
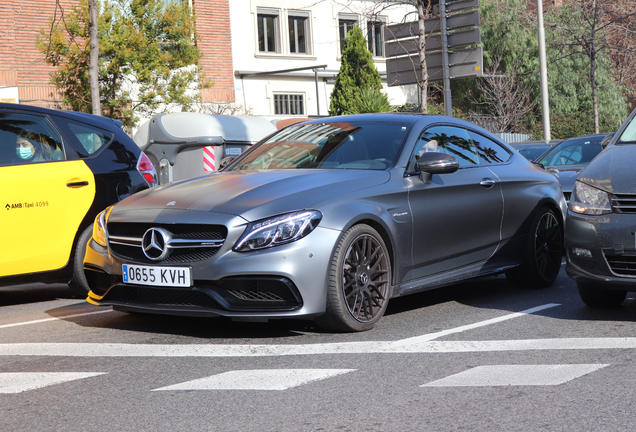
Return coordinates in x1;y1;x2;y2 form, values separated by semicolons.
68;224;93;298
577;282;627;308
506;207;563;288
315;224;391;332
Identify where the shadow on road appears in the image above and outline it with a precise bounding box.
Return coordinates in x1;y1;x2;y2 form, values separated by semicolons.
0;283;75;307
33;269;636;340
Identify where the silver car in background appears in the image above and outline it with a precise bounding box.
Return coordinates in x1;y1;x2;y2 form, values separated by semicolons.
84;114;566;332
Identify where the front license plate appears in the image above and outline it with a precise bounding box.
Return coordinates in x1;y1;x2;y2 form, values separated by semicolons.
122;264;191;287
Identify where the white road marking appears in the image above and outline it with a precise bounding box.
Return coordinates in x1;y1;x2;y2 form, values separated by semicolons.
153;369;356;391
421;364;609;387
392;303;560;346
1;338;636;357
0;309;115;329
0;372;106;394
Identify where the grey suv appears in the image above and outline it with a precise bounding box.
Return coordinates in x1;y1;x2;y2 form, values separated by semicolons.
566;108;636;306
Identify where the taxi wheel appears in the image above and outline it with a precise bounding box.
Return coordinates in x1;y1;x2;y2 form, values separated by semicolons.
68;224;93;298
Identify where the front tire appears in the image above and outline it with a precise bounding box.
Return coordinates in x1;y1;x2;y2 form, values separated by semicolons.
577;282;627;308
506;207;563;288
68;224;93;298
315;224;391;332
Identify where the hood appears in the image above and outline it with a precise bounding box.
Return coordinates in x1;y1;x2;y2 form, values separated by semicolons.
578;144;636;194
114;169;391;221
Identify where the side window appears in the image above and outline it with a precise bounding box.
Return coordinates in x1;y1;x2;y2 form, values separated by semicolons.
66;121;114;157
0;113;65;166
415;125;479;167
468;131;512;164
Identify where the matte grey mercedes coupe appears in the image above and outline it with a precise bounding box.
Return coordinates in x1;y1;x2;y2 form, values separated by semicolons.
84;114;566;332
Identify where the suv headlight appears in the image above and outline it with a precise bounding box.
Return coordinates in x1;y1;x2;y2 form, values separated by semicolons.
234;210;322;252
92;207;112;247
570;181;611;215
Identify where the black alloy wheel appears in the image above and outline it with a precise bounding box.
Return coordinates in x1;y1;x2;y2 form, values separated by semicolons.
507;207;563;288
316;224;391;332
534;210;563;283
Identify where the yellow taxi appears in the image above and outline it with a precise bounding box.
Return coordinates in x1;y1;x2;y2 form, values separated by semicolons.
0;103;156;296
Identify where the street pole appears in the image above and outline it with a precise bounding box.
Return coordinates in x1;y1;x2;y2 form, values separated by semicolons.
314;68;320;116
537;0;550;143
441;0;452;116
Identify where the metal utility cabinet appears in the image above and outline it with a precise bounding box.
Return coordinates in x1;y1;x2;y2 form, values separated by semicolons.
134;112;277;184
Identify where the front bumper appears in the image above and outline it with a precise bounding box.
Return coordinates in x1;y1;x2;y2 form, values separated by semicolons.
84;209;341;319
565;210;636;290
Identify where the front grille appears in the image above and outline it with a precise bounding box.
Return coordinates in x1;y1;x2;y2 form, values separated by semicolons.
110;244;219;263
105;285;222;308
611;194;636;214
108;223;226;239
107;222;227;264
604;251;636;277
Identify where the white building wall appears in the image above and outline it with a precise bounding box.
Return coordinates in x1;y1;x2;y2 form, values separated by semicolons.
230;0;418;119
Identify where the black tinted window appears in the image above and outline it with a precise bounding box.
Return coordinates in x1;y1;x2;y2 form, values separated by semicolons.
416;125;479;167
468;131;511;164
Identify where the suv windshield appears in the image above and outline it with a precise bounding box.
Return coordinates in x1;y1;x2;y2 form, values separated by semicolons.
229;121;409;171
618;115;636;143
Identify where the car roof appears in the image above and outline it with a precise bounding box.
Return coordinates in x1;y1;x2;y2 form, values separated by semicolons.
0;102;123;130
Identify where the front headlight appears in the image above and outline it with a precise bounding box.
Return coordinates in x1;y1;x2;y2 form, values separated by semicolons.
569;181;612;215
233;210;322;252
92;207;112;247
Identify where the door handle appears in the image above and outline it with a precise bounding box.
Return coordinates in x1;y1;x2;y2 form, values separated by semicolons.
66;181;89;188
480;178;496;188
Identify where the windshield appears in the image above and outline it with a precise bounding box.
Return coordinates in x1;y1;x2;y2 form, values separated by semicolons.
618;115;636;143
538;136;605;167
229;121;409;171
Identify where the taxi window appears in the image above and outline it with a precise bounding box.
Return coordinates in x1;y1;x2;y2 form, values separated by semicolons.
0;113;65;166
416;125;480;167
66;121;114;156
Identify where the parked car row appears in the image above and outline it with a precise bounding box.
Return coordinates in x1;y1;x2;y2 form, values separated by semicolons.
3;102;634;332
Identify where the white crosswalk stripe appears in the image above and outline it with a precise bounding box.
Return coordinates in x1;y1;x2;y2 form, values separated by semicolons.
421;364;609;387
0;372;106;394
152;369;357;391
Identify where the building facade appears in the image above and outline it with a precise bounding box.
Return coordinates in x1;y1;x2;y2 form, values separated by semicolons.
0;0;416;121
230;0;418;118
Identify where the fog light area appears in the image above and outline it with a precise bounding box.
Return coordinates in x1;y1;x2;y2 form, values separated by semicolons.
572;247;593;258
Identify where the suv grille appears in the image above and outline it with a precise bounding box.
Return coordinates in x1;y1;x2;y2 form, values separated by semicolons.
107;223;227;264
611;194;636;214
604;251;636;277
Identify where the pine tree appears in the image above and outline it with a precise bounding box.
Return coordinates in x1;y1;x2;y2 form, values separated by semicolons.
329;26;382;116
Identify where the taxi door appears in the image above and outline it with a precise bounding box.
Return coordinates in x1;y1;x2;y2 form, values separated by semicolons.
0;113;95;277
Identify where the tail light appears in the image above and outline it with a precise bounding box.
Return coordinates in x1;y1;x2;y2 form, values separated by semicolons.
137;152;157;187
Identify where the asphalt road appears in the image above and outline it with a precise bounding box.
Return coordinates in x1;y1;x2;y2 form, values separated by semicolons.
2;265;636;431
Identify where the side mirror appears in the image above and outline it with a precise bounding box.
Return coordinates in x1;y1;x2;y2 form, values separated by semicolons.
218;156;236;171
600;134;614;149
418;152;459;174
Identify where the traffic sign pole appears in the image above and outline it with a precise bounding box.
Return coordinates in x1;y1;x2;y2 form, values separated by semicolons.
441;1;452;116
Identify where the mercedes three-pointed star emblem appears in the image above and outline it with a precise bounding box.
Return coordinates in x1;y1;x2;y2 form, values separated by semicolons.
141;227;171;261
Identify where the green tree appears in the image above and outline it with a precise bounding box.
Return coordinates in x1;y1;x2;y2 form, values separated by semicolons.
329;26;382;116
37;0;208;130
545;1;630;135
352;88;392;113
